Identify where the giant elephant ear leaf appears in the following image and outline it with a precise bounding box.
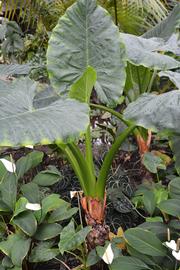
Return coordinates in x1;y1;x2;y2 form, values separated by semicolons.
124;90;180;134
143;4;180;40
0;78;89;147
121;33;180;70
47;0;126;107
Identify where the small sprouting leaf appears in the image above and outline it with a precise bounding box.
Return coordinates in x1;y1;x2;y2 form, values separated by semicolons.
58;220;91;254
69;67;97;103
13;197;28;218
34;223;62;240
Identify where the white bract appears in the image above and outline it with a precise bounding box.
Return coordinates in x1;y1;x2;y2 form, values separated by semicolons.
165;239;180;261
165;240;177;251
0;158;16;172
102;243;114;265
172;250;180;261
26;203;41;211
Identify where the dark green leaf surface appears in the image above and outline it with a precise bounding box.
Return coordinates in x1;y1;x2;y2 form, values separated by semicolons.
124;228;166;257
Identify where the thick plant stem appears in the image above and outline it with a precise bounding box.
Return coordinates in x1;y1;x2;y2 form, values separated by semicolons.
85;125;95;180
96;124;136;198
58;144;88;196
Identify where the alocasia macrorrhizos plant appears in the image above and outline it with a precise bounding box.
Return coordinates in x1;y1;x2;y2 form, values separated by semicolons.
0;0;134;250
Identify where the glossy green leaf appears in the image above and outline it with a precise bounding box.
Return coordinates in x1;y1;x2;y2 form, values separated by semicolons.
86;249;100;267
47;0;126;106
110;256;150;270
0;78;89;147
124;228;166;256
12;211;37;236
29;242;59;263
0;174;17;211
48;206;78;223
0;233;31;267
34;223;62;240
37;194;63;223
121;33;180;70
143;4;180;40
13;197;28;218
138;222;167;241
58;220;91;254
143;190;156;216
124;91;180;134
32;166;62;187
16;151;44;179
158;199;180;217
142;152;165;173
69;66;97;104
21;183;40;204
169;177;180;199
170;136;180;175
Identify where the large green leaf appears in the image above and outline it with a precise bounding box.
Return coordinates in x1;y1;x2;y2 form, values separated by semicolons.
110;257;151;270
143;4;180;40
124;91;180;134
124;228;166;257
0;64;32;79
47;0;126;106
0;78;89;146
0;234;31;267
121;33;180;70
58;220;91;254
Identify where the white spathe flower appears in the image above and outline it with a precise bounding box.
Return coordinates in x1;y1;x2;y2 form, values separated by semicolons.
165;240;177;251
102;243;114;265
26;203;41;211
0;158;16;172
172;250;180;261
70;191;77;199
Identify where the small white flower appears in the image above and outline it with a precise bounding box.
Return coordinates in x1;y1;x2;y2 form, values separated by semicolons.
26;203;41;211
25;145;34;149
165;240;177;251
70;191;77;199
0;158;16;172
172;250;180;261
102;243;114;265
